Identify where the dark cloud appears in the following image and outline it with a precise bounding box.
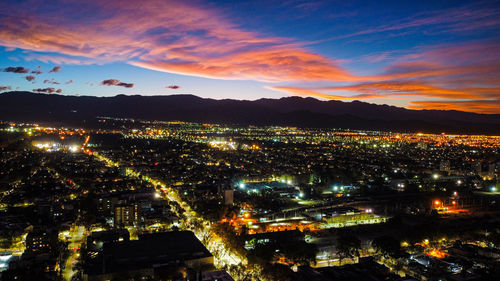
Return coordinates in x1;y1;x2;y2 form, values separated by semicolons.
117;82;133;88
25;75;36;82
49;66;61;73
166;85;180;89
32;66;42;75
3;66;29;73
33;87;62;94
0;86;12;91
44;78;60;84
65;80;73;84
101;79;134;88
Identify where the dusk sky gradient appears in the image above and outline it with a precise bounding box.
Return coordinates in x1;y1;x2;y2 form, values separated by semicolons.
1;0;500;113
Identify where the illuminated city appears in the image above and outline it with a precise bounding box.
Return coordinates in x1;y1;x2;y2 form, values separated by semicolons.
0;120;499;280
1;0;500;280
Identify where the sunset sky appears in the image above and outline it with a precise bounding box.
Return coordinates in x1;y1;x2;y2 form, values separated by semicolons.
1;0;500;113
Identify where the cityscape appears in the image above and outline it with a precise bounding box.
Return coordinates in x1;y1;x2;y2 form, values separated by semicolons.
1;0;500;281
0;120;499;280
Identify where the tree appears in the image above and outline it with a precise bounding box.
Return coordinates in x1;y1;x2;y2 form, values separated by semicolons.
336;232;361;265
247;244;275;266
261;263;293;281
371;235;400;257
283;241;317;266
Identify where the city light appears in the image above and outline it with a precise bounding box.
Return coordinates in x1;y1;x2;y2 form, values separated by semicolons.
426;249;449;259
69;145;79;152
4;119;500;280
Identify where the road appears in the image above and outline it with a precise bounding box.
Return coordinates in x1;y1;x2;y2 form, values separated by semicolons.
84;148;257;280
62;225;86;280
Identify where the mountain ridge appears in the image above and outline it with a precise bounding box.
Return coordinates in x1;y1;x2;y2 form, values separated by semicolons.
1;91;499;134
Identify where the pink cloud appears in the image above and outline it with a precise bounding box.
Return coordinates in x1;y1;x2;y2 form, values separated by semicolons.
25;75;36;82
314;3;500;43
0;0;353;83
33;87;62;94
49;66;61;73
44;78;60;84
2;66;29;73
101;79;134;88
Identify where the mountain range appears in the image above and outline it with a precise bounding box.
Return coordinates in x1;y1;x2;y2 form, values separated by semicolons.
1;91;500;134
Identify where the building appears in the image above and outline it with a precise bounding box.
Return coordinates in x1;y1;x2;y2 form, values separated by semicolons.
224;189;234;205
440;160;451;173
113;203;139;226
245;230;303;250
292;258;402;281
86;229;130;257
84;231;214;281
25;229;57;254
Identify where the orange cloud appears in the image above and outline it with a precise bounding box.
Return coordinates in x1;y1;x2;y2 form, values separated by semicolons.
269;80;495;101
319;81;487;100
133;48;356;82
409;100;500;114
0;0;354;83
269;86;390;100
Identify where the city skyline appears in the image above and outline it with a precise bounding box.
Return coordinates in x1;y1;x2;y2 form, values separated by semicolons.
1;0;500;114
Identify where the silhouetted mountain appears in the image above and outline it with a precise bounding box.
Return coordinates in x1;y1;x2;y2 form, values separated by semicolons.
1;91;500;134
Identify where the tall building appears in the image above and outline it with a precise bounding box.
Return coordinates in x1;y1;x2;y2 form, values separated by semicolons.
488;161;500;179
26;229;56;254
440;160;451;173
114;204;139;226
224;189;234;205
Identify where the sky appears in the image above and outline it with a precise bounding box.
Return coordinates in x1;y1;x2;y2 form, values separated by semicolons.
1;0;500;114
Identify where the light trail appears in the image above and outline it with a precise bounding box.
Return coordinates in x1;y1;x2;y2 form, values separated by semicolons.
82;138;256;280
62;225;86;280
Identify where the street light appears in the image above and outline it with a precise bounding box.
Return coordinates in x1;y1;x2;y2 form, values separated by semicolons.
434;200;441;207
